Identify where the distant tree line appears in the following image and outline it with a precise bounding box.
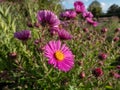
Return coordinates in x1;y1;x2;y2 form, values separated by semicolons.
87;0;120;18
106;4;120;17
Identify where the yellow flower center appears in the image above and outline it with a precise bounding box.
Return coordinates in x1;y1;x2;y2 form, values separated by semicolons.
55;50;64;61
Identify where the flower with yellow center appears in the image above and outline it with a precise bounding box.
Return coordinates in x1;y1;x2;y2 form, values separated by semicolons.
44;40;74;72
55;50;65;61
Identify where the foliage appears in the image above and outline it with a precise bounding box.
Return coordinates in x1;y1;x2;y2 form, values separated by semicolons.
0;0;120;90
107;4;120;17
88;0;102;17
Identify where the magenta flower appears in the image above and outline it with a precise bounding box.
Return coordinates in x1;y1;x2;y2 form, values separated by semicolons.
37;10;60;27
86;18;98;27
57;29;73;40
14;30;31;41
82;11;93;18
74;1;85;13
60;10;77;19
93;21;98;27
44;40;74;72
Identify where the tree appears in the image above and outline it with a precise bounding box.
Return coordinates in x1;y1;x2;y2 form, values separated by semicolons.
87;0;102;17
107;4;119;16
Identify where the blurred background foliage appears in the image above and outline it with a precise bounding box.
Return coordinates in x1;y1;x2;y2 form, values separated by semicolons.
0;0;63;29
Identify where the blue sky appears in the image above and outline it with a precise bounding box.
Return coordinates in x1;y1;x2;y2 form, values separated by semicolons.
62;0;120;13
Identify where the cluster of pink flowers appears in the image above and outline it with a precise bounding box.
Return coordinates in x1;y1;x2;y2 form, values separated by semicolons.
14;9;74;72
13;1;100;73
60;0;98;27
37;10;75;72
60;10;77;19
74;1;98;27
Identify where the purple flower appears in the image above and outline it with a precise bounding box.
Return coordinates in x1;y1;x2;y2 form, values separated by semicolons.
44;40;74;72
82;11;93;18
37;10;60;27
14;30;31;41
86;18;98;27
93;21;98;27
74;1;85;13
60;10;77;19
57;29;73;40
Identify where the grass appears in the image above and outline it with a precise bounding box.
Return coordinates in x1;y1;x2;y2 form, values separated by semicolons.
0;1;120;90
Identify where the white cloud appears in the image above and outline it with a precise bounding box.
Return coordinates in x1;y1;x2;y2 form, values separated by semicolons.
100;2;113;13
101;2;106;12
101;2;105;7
85;0;88;2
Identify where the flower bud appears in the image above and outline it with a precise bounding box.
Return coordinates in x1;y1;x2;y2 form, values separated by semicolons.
92;68;103;77
98;53;107;60
79;71;85;78
8;52;17;59
101;28;107;33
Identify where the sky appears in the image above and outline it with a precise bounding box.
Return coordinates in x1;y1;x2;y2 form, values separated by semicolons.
62;0;120;13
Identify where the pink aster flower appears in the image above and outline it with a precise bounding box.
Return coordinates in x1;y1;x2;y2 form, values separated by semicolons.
44;40;74;72
86;17;98;27
57;29;73;40
60;10;77;19
82;11;93;18
37;10;60;27
14;30;31;41
92;21;98;27
74;1;86;13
